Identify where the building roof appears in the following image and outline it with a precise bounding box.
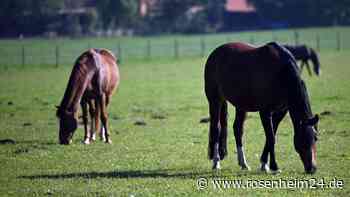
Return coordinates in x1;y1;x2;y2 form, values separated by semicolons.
226;0;255;12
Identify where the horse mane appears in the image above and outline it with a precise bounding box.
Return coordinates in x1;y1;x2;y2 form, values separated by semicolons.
56;50;97;117
268;42;313;120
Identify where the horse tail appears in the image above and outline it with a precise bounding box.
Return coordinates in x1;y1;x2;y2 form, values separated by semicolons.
97;48;118;63
88;48;102;69
205;48;228;160
309;47;321;76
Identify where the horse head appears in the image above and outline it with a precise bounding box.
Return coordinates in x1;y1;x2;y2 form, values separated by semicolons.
56;106;77;145
294;114;319;174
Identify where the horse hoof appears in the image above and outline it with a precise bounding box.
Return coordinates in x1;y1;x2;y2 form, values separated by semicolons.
105;139;112;144
83;140;90;145
260;163;270;172
212;162;221;170
240;165;251;171
270;169;281;174
91;134;96;141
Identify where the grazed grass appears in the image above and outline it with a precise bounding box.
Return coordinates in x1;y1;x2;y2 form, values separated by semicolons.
0;29;349;196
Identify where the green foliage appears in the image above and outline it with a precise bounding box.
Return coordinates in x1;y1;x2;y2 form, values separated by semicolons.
80;9;98;35
247;0;350;26
0;0;65;36
96;0;138;29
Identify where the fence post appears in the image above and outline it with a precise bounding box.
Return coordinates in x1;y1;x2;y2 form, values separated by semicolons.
22;45;26;67
294;30;299;45
316;34;320;52
146;40;151;60
117;42;122;62
336;31;341;51
55;45;59;68
21;45;25;67
200;37;206;57
174;39;179;59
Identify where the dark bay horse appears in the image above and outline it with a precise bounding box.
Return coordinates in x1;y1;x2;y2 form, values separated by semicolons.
204;42;319;174
283;45;321;76
56;48;120;145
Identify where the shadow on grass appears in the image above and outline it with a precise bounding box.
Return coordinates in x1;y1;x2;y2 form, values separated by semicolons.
19;168;264;180
16;140;57;146
19;169;212;180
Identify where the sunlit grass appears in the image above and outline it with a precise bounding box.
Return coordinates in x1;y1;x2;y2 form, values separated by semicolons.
0;28;349;196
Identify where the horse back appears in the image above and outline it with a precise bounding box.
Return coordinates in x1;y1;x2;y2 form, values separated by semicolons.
85;49;120;98
205;42;290;111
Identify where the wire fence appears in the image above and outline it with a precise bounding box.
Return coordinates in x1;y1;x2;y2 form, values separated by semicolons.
0;28;349;68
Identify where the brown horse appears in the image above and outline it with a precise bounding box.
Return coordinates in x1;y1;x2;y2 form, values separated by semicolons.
204;42;319;174
56;48;120;145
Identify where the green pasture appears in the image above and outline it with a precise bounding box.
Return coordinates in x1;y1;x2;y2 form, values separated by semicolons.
0;27;349;196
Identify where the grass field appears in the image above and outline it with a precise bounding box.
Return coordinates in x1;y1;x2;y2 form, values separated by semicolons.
0;27;349;196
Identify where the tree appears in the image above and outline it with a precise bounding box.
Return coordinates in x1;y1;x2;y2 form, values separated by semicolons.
206;0;226;31
247;0;350;27
145;0;208;33
96;0;138;30
0;0;64;37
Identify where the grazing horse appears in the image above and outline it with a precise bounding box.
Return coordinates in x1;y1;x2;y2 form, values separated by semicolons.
204;42;319;174
283;45;321;76
56;48;120;145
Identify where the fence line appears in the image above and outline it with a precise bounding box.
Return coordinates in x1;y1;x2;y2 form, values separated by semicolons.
1;31;348;68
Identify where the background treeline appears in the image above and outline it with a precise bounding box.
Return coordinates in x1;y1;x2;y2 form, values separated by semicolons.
0;0;349;38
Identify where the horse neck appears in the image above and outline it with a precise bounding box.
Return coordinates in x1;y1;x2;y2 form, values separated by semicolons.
59;63;93;114
287;79;313;131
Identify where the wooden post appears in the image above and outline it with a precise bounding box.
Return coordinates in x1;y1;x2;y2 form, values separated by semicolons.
117;42;122;62
336;31;341;51
316;34;320;52
146;40;151;60
174;39;179;59
294;30;299;45
55;45;59;68
21;45;25;67
200;37;206;57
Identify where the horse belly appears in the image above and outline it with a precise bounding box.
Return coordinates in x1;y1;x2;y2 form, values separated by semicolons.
219;72;287;111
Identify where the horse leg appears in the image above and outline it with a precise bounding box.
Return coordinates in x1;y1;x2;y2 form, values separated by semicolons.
93;100;104;141
208;98;223;170
219;101;228;161
305;61;312;76
300;61;305;73
259;111;280;173
88;99;96;141
100;96;111;141
272;109;288;143
233;108;249;170
81;100;90;144
98;94;111;144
